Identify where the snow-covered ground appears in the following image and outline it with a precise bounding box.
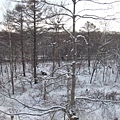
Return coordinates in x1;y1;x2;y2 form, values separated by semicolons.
0;61;120;120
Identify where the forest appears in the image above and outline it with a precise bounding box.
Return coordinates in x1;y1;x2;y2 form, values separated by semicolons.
0;0;120;120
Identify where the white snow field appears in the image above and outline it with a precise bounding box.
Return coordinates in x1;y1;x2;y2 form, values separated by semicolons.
0;61;120;120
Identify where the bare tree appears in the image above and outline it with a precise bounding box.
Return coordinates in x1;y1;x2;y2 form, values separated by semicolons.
4;11;15;94
24;0;52;83
15;4;26;77
3;2;27;77
41;0;120;111
82;21;97;72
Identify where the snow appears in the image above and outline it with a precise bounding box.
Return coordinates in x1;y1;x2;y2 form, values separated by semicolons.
0;61;120;120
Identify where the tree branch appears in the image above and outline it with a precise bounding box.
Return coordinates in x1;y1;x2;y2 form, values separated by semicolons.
76;96;120;104
77;0;120;5
0;108;64;116
41;0;73;15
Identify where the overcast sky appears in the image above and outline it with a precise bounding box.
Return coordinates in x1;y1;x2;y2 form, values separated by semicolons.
0;0;5;22
0;0;13;22
66;0;120;32
0;0;120;32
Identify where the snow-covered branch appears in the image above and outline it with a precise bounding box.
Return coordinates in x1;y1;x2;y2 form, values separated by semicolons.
9;96;66;112
77;0;120;5
0;107;64;116
76;96;120;104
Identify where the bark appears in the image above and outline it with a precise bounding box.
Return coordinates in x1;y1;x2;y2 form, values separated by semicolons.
9;32;14;95
20;8;26;77
33;0;37;84
71;0;76;108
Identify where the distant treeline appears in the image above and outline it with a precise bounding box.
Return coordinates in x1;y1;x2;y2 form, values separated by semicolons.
0;31;119;63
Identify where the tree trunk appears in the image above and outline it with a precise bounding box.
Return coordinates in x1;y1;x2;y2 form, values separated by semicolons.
33;0;37;84
20;8;26;77
9;32;14;95
87;31;91;74
71;0;76;108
